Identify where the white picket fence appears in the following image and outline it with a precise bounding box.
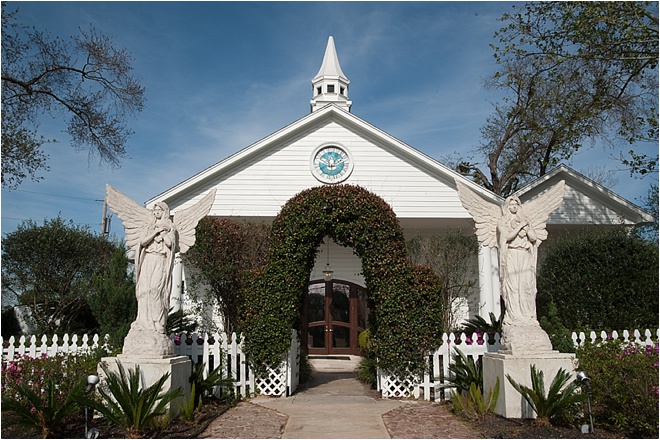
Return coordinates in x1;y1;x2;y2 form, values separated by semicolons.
378;328;660;400
172;330;300;397
1;330;300;398
3;328;657;400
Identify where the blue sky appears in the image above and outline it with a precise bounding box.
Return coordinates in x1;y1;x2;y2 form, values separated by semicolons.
2;1;656;239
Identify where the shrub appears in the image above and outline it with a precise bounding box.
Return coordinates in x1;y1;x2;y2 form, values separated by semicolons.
190;361;233;407
576;340;659;437
356;354;378;388
451;377;500;420
507;365;585;426
537;228;659;332
0;349;108;438
539;300;575;353
444;348;482;394
77;361;183;438
462;310;503;345
1;376;84;438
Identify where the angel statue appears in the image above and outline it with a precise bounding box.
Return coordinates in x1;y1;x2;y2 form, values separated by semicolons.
455;179;565;353
105;184;216;357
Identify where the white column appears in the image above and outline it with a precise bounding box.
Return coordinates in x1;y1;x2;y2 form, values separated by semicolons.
478;245;494;317
490;247;501;316
170;253;183;313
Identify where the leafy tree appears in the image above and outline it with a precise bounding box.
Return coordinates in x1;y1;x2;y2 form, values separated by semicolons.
86;243;136;348
407;232;479;331
637;182;658;243
456;2;658;196
1;307;22;338
1;217;116;335
1;4;146;189
537;227;659;332
183;217;270;335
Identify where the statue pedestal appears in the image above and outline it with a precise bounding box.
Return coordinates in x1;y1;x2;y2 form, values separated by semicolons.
100;355;191;418
483;351;576;419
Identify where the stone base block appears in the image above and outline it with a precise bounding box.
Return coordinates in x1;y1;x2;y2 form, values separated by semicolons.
483;351;576;419
100;355;191;418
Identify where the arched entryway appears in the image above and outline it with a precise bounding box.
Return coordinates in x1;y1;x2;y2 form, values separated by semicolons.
303;279;368;355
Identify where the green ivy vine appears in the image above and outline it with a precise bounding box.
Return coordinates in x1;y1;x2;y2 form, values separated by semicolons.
241;184;446;375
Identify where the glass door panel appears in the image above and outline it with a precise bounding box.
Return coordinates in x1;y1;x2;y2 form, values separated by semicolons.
330;284;350;324
307;283;327;353
332;325;350;349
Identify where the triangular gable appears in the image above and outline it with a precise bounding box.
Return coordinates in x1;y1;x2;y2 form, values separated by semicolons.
515;164;654;226
147;104;500;221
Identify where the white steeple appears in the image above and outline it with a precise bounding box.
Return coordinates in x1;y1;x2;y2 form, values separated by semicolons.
310;36;351;112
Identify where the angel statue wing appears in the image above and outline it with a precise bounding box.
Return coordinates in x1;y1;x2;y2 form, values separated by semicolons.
173;188;217;254
519;180;565;243
105;184;153;254
454;179;502;248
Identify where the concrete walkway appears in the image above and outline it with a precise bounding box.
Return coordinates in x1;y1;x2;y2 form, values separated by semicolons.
200;356;482;439
253;356;400;438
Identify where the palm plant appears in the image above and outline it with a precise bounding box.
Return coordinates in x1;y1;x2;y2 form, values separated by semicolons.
76;362;183;438
1;377;83;439
451;377;500;420
190;361;234;406
443;348;482;394
462;310;504;343
506;365;585;426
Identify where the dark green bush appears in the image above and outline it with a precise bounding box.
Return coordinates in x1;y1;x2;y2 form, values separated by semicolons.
537;228;659;332
539;301;575;353
241;184;445;376
576;340;659;438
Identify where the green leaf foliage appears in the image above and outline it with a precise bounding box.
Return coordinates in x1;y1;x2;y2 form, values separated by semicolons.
241;184;446;375
451;377;500;420
539;301;575;353
1;216;117;335
444;348;483;394
537;227;659;332
506;365;585;426
1;376;84;439
190;361;233;407
87;242;136;349
576;341;659;438
184;217;270;335
77;362;183;438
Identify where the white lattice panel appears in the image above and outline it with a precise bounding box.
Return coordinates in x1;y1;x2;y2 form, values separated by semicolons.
255;363;287;396
380;374;417;398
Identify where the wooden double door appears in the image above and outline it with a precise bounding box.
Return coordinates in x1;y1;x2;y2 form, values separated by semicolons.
302;280;368;356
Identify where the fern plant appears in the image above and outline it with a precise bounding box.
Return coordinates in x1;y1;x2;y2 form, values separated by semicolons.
506;365;585;426
443;348;482;394
76;362;183;438
451;377;500;420
1;377;83;439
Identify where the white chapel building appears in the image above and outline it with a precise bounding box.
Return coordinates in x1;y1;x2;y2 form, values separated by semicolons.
147;37;653;355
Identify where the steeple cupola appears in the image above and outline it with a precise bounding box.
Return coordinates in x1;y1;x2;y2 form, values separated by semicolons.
310;36;351;113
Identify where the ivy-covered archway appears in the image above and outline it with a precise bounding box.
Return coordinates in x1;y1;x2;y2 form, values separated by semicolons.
242;184;445;374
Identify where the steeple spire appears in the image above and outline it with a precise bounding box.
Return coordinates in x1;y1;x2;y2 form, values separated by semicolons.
310;36;351;113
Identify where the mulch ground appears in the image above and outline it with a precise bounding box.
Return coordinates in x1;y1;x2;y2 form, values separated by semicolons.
0;398;635;439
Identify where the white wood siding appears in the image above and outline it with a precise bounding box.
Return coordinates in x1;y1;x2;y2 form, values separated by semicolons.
167;120;470;220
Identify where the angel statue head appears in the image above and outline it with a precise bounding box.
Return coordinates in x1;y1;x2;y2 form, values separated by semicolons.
503;195;522;217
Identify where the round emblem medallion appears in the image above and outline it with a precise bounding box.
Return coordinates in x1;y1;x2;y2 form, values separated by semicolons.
310;145;353;184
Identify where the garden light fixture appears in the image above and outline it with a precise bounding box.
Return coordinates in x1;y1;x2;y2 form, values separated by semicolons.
85;375;100;439
577;371;594;434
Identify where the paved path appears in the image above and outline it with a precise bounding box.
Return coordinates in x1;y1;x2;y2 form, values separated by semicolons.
200;356;482;439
